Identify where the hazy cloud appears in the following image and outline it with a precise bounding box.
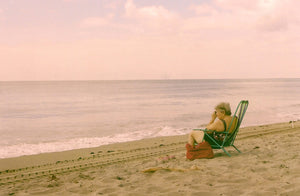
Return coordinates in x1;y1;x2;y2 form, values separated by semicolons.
214;0;261;11
188;0;292;34
256;14;288;32
125;0;177;20
103;0;124;10
190;3;218;16
124;0;181;35
79;16;113;28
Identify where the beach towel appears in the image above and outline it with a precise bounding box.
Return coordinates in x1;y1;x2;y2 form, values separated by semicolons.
186;142;214;160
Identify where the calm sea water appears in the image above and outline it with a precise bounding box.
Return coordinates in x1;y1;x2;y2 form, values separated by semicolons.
0;79;299;158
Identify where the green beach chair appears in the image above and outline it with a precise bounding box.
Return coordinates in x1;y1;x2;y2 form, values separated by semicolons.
193;100;249;157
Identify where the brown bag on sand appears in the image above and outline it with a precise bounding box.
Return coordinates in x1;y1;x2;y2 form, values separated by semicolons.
186;142;214;160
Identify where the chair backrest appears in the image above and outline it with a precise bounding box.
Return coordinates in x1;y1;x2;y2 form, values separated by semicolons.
223;100;249;146
227;116;238;133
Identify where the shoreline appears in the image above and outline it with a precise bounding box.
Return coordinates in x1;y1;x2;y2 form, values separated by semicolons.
1;121;299;195
1;120;298;160
0;121;297;170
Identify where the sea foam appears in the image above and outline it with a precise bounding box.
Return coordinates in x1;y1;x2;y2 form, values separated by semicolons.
0;126;190;159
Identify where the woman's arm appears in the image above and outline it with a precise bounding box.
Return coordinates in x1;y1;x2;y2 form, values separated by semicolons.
205;112;224;132
206;120;224;132
206;111;217;131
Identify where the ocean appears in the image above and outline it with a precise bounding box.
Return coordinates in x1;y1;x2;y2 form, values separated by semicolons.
0;79;299;158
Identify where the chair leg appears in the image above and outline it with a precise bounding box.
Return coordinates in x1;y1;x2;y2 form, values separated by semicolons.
221;147;231;157
232;145;241;153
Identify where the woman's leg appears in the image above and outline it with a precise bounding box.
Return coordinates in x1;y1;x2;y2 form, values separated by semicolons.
188;131;205;145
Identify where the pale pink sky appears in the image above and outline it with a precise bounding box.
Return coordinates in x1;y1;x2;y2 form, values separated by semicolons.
0;0;299;81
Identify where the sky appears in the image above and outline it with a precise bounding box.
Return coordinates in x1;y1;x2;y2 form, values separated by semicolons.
0;0;299;81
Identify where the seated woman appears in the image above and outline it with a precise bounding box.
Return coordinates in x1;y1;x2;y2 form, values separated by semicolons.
188;102;234;146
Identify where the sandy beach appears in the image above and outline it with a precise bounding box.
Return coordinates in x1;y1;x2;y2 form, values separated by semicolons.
0;121;299;196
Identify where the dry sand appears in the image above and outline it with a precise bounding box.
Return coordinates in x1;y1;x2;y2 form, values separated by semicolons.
0;121;299;196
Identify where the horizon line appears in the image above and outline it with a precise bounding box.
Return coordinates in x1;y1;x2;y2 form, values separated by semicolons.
1;77;299;82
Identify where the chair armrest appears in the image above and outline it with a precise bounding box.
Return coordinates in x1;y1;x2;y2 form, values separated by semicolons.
192;129;228;134
193;129;213;133
215;131;228;134
192;128;206;131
